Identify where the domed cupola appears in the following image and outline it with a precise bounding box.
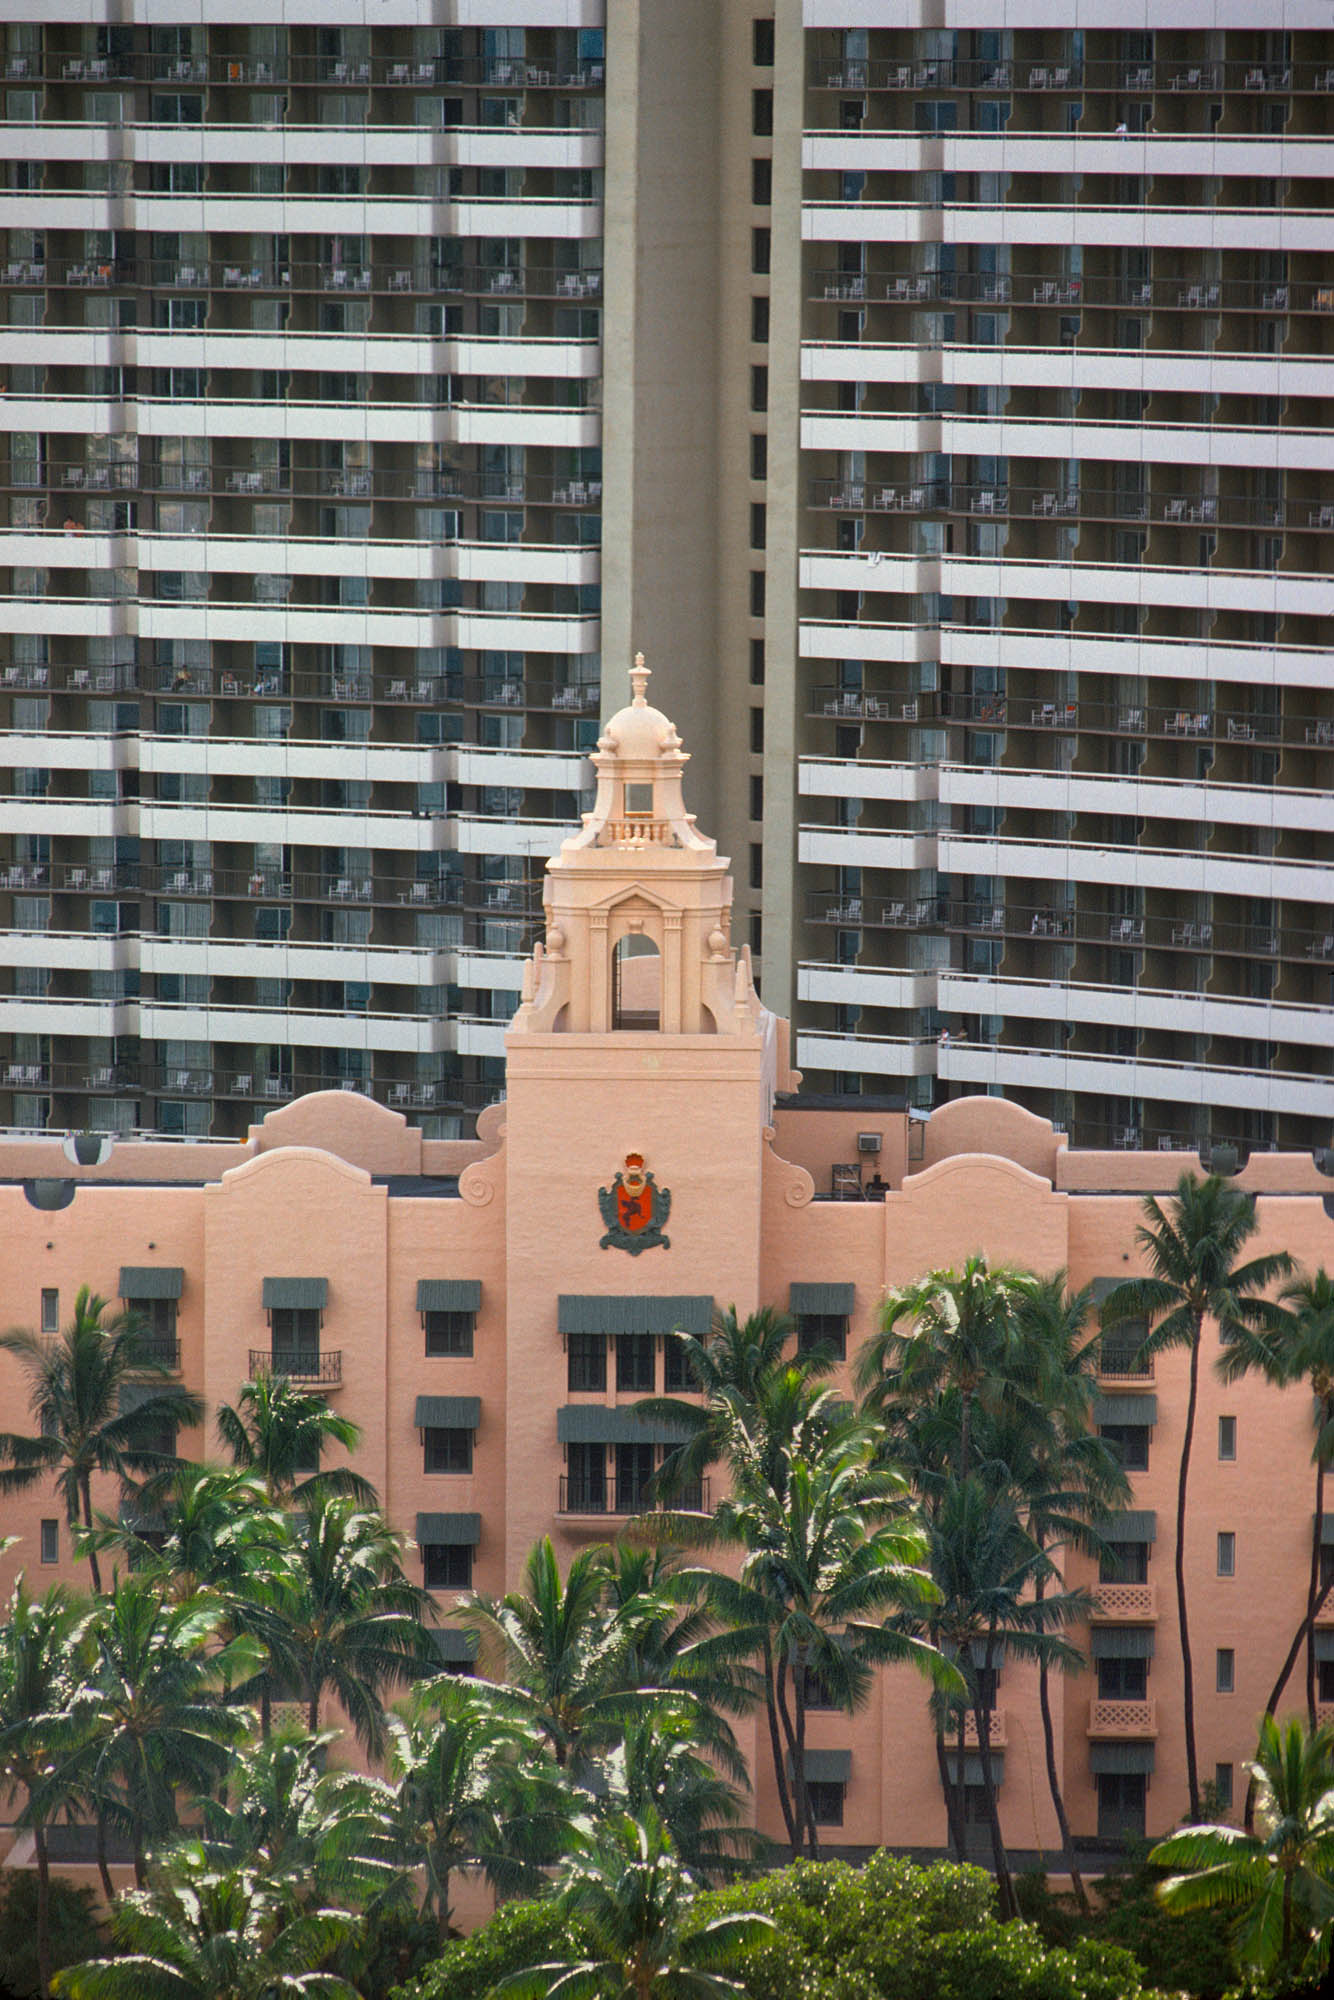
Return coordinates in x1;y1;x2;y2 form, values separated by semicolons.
507;656;764;1039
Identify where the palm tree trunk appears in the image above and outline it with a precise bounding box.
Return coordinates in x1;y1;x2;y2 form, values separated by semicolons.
1245;1568;1334;1830
1033;1568;1089;1913
933;1719;966;1860
954;1707;969;1865
1175;1319;1203;1820
34;1820;52;1997
95;1808;114;1904
80;1474;103;1595
760;1640;799;1853
774;1651;807;1861
793;1678;819;1861
1306;1450;1328;1731
308;1687;320;1732
975;1647;1014;1920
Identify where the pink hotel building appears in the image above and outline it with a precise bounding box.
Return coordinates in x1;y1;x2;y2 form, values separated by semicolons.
1;662;1333;1864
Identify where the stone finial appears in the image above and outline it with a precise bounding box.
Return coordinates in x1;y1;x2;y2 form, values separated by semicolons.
630;652;650;707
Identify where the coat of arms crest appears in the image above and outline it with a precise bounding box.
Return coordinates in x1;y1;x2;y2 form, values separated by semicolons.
598;1152;671;1255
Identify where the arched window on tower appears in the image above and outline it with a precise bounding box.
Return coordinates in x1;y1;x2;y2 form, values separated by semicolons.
612;933;660;1030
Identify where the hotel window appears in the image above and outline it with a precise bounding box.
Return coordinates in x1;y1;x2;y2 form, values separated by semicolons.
1214;1763;1234;1810
568;1334;607;1394
39;1519;57;1564
423;1427;473;1475
422;1542;472;1590
1099;1423;1149;1473
615;1335;654;1394
418;1281;480;1356
1096;1772;1146;1840
796;1313;848;1361
1098;1541;1148;1584
40;1287;58;1334
1216;1648;1235;1693
806;1781;845;1826
1218;1415;1236;1460
565;1441;606;1512
1097;1655;1147;1700
1217;1532;1235;1577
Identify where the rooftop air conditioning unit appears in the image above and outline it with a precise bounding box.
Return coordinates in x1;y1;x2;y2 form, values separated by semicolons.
856;1131;881;1154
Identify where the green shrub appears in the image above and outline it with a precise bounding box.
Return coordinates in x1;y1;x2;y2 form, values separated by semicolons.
1091;1850;1234;1999
390;1896;591;2000
0;1871;105;2000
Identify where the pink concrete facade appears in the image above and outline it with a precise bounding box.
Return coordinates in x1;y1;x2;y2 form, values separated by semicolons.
1;670;1332;1861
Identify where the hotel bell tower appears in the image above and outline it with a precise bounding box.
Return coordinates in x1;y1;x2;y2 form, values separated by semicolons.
508;654;772;1041
496;657;799;1561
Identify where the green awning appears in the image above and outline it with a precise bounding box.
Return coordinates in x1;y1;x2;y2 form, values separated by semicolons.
1100;1511;1157;1544
432;1628;479;1662
414;1396;481;1430
1090;1627;1155;1659
415;1513;480;1545
417;1280;482;1313
1095;1392;1158;1426
118;1381;163;1415
1090;1742;1155;1775
262;1277;328;1311
944;1751;1005;1785
557;1296;713;1336
120;1265;183;1300
557;1405;692;1446
787;1748;852;1782
789;1283;856;1315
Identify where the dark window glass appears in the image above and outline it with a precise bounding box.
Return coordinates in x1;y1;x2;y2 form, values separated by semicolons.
1097;1772;1146;1839
805;1780;845;1825
663;1339;693;1393
271;1306;320;1363
797;1313;848;1361
750;365;768;412
1099;1423;1149;1472
750;843;763;890
751;225;771;273
1218;1414;1236;1460
1097;1655;1148;1700
39;1518;58;1564
750;502;767;549
749;571;766;618
801;1665;838;1709
568;1333;607;1393
972;1664;1000;1712
615;1334;654;1393
1320;1661;1334;1704
750;638;765;685
423;1542;472;1589
750;773;764;821
751;298;769;346
615;1442;655;1512
753;19;775;66
566;1441;606;1511
424;1426;473;1474
752;88;773;135
752;158;772;205
425;1309;475;1357
1098;1540;1149;1584
1321;1544;1334;1591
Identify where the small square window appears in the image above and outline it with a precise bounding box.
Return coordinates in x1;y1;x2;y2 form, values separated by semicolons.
1098;1541;1148;1584
1214;1762;1234;1810
423;1427;473;1474
1099;1423;1149;1472
40;1287;58;1334
425;1310;475;1358
424;1543;473;1590
797;1313;848;1361
1218;1415;1236;1460
1216;1647;1235;1693
1217;1531;1236;1577
39;1518;58;1564
805;1780;845;1825
624;782;654;815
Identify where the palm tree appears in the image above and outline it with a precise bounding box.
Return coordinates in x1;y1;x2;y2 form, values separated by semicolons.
59;1573;259;1893
1011;1275;1131;1914
1100;1171;1292;1818
216;1376;376;1507
271;1496;437;1754
0;1575;88;1995
601;1545;758;1779
594;1710;765;1882
51;1844;361;2000
199;1727;401;1918
384;1677;575;1938
1150;1715;1334;1987
492;1809;774;2000
857;1256;1043;1480
923;1475;1088;1919
1220;1267;1334;1739
635;1306;821;1501
654;1388;944;1860
461;1539;654;1773
0;1286;204;1592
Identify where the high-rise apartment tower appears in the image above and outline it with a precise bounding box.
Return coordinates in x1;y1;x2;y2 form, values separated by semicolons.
0;1;1331;1153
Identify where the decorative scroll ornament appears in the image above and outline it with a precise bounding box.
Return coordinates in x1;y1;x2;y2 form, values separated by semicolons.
598;1152;671;1255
